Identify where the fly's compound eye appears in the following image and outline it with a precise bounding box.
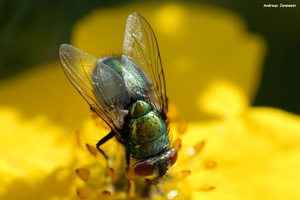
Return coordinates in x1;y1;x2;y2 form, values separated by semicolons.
169;149;178;166
134;162;154;177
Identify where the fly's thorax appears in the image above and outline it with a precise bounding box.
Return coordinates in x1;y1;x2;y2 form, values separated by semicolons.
133;148;178;182
101;56;123;74
126;101;169;159
129;100;152;118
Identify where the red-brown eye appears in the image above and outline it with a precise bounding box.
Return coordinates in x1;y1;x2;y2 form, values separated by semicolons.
169;149;178;166
134;162;154;177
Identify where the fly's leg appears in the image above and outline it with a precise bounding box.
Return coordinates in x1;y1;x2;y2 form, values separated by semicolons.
96;131;115;161
91;106;115;160
125;150;130;166
96;131;116;179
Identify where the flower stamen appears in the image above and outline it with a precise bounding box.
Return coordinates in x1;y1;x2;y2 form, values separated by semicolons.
76;187;90;199
177;120;188;135
76;168;91;182
86;143;98;156
180;169;192;178
76;130;83;148
199;184;215;191
102;190;111;196
105;167;115;179
125;166;135;181
173;138;182;152
203;159;217;169
125;166;137;197
128;180;136;198
193;140;205;155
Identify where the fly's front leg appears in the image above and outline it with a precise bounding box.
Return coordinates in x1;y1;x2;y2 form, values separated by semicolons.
96;131;116;179
91;106;115;161
96;131;115;161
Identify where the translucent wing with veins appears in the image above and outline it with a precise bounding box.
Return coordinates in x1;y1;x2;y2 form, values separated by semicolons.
123;12;168;120
59;44;127;132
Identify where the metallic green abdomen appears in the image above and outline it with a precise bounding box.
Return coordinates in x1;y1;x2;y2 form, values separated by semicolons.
127;101;169;159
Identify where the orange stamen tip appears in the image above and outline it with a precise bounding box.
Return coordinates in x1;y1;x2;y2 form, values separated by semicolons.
181;169;192;177
203;159;217;169
194;140;205;154
177;120;188;135
86;143;98;156
173;138;182;152
75;130;82;147
102;190;111;196
199;184;215;191
75;168;91;182
106;167;115;179
76;187;90;199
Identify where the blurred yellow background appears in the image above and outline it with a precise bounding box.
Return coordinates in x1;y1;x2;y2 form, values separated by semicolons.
1;0;299;117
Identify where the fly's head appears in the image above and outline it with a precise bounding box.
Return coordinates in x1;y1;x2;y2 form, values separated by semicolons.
133;148;178;183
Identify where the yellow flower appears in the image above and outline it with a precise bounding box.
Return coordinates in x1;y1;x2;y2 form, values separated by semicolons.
1;2;300;200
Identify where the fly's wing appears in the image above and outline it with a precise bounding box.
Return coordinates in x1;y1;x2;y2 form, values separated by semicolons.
59;44;126;132
122;12;168;119
121;55;153;100
92;60;130;110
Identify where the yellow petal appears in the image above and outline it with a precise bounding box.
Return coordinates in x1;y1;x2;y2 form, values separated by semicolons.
0;107;79;199
197;80;249;118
